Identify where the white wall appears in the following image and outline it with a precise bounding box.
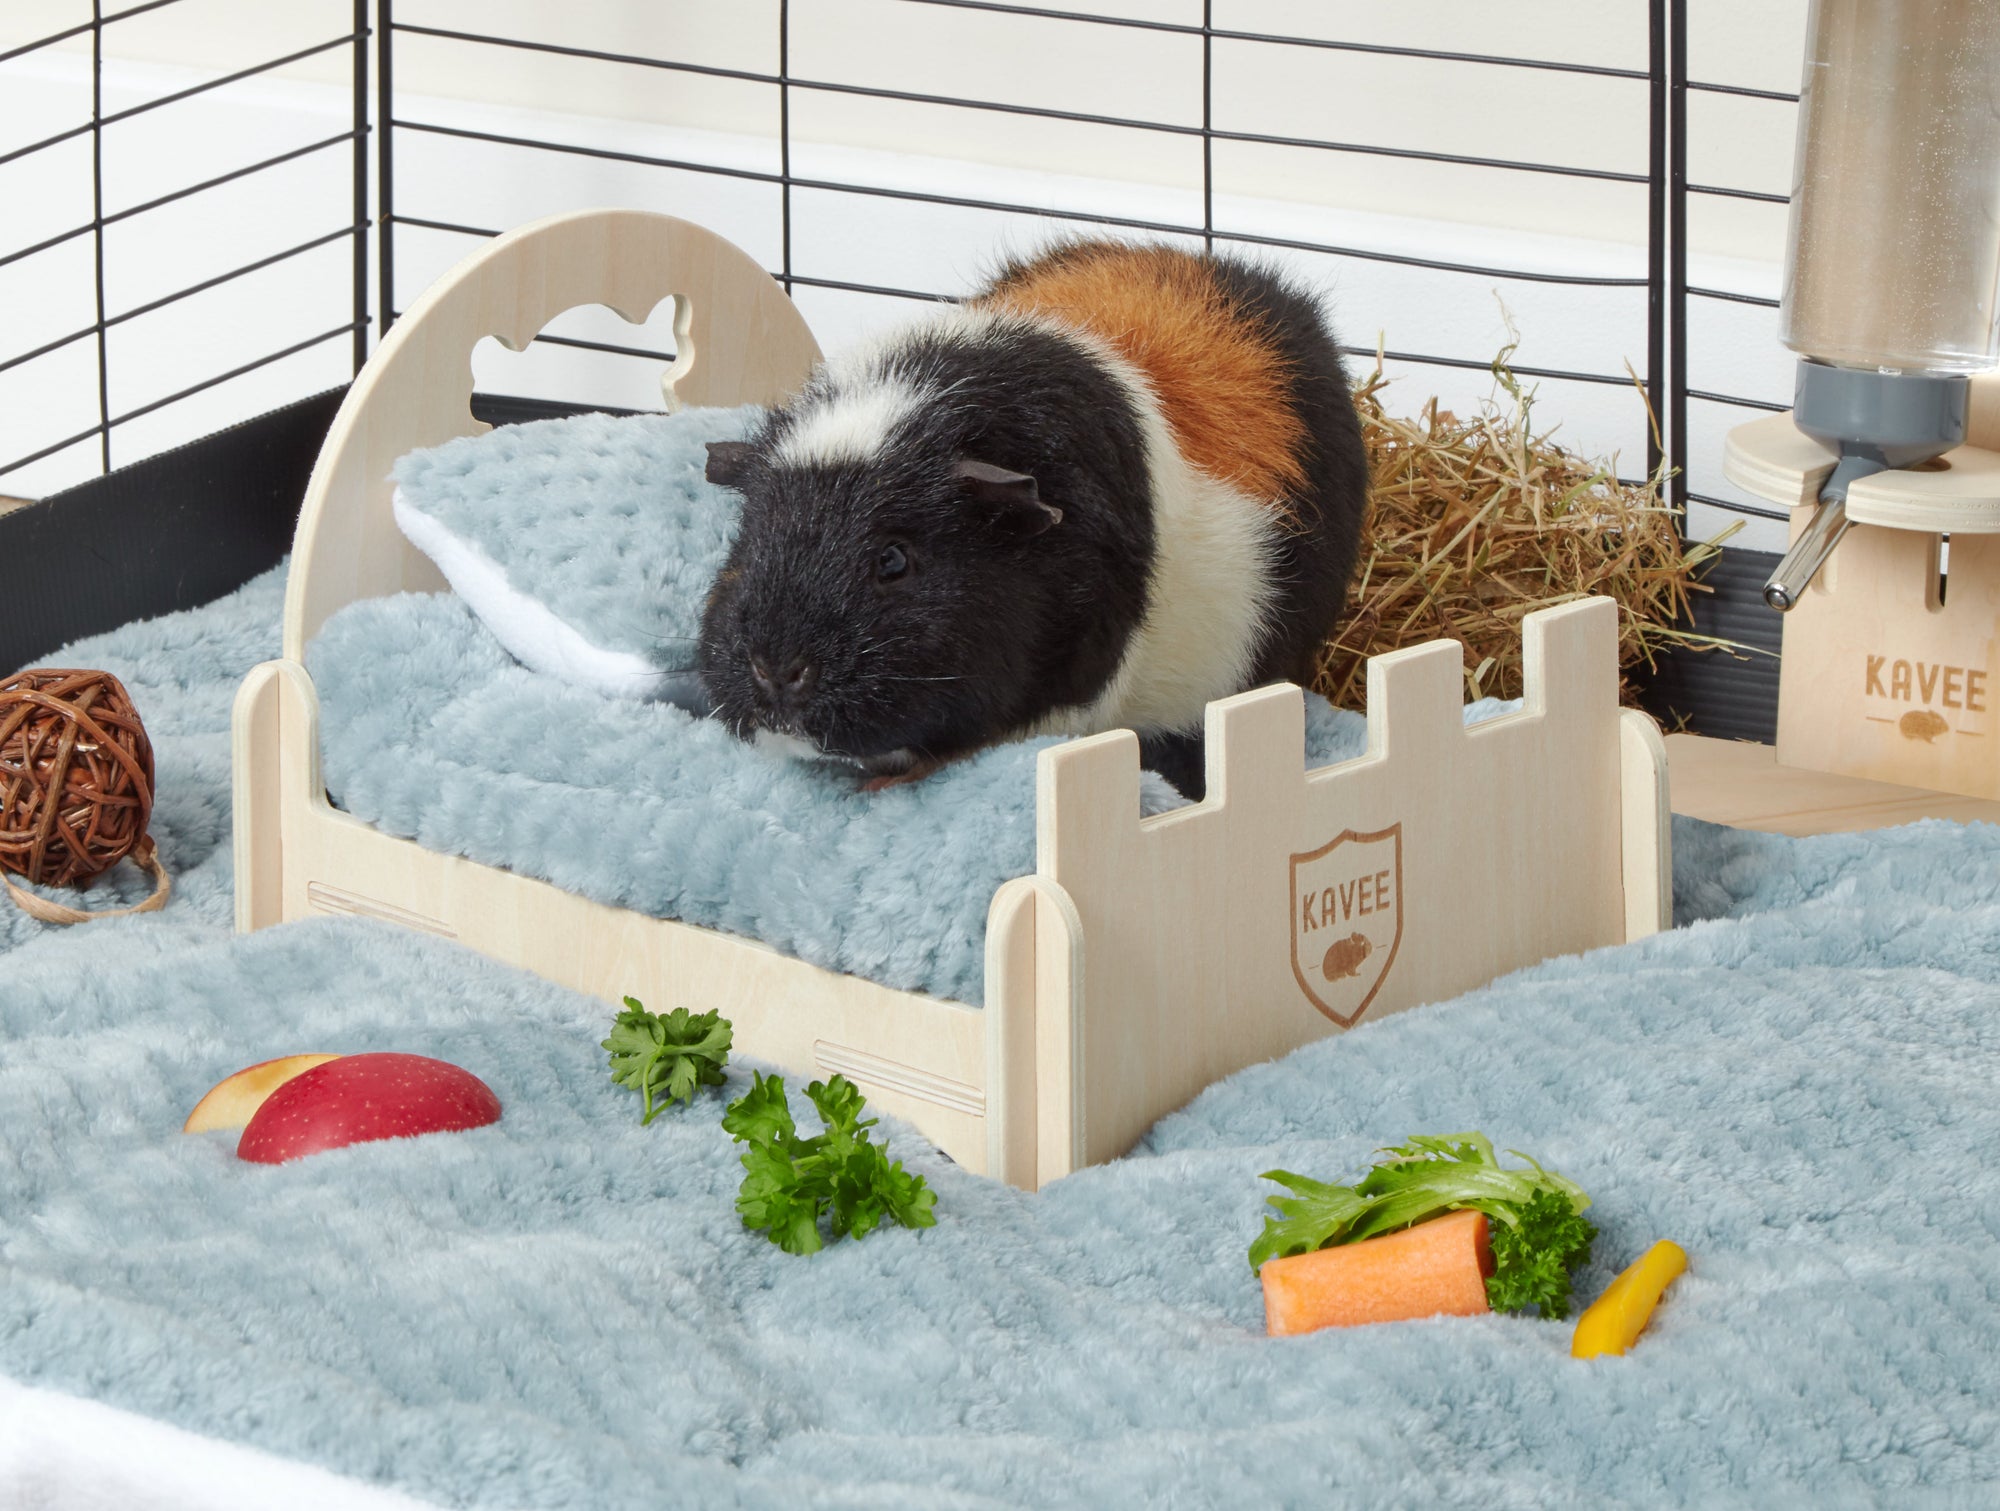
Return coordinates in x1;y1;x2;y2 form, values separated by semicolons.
1;0;1810;547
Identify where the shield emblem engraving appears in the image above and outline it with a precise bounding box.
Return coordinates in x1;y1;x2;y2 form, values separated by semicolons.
1289;823;1403;1027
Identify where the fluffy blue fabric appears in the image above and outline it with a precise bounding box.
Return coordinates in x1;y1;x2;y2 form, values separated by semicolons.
306;592;1383;1006
390;406;764;677
371;405;1506;1001
7;572;2000;1506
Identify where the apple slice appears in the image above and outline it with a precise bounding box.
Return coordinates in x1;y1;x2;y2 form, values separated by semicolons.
236;1052;501;1165
183;1054;342;1134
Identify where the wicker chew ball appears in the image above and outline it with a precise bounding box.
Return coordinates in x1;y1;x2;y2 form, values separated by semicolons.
0;668;171;923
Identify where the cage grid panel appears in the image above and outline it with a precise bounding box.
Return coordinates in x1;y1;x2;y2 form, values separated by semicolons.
0;0;370;490
2;1;1830;635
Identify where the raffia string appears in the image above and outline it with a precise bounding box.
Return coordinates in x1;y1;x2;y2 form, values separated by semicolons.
0;668;172;924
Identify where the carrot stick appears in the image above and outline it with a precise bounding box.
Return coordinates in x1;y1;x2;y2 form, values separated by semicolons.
1261;1208;1492;1336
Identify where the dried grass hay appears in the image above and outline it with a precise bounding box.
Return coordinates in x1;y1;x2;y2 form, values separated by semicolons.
1313;350;1739;711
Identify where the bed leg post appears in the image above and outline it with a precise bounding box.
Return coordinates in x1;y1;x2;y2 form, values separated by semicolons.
1619;709;1673;940
985;878;1041;1189
232;662;287;934
1031;880;1085;1187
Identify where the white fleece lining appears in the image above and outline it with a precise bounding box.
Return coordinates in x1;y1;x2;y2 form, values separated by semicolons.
392;486;678;702
0;1376;443;1511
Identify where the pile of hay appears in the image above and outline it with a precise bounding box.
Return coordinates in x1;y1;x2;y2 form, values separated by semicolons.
1311;351;1738;711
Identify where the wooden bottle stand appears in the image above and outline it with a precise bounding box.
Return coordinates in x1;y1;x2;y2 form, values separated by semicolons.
1724;373;2000;799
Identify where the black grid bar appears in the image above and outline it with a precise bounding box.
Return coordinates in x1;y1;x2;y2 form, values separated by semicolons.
353;0;370;375
1343;348;1647;390
92;0;111;470
779;0;793;294
1200;1;1213;252
0;0;187;67
529;331;677;363
1687;389;1787;413
1645;0;1666;482
0;121;96;169
379;0;397;336
1668;0;1688;510
1688;285;1780;308
1686;182;1787;204
1687;79;1798;103
1687;489;1786;522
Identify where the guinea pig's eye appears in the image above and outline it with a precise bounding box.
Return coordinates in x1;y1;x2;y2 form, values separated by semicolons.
875;542;911;583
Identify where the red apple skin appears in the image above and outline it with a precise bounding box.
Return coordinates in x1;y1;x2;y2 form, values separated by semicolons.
236;1052;501;1165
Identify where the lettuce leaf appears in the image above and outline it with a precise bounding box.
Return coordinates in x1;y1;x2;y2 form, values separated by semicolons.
1248;1131;1595;1318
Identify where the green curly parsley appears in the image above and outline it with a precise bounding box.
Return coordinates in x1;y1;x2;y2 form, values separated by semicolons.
602;997;732;1124
722;1071;936;1256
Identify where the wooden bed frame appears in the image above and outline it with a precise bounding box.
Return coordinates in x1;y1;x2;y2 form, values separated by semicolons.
233;209;1672;1190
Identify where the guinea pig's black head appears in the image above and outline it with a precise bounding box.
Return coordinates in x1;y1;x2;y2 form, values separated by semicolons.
695;401;1068;774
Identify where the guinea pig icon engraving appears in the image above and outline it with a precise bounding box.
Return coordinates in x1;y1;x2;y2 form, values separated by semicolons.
1899;709;1949;744
1290;823;1403;1028
1321;932;1372;981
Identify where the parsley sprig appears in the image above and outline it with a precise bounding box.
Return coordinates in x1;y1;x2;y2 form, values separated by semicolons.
602;997;733;1124
1248;1132;1597;1318
723;1071;937;1255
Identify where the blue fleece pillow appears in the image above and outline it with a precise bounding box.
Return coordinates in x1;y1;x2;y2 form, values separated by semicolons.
390;406;766;707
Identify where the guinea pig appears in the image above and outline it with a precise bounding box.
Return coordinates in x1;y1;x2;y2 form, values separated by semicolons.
696;239;1369;799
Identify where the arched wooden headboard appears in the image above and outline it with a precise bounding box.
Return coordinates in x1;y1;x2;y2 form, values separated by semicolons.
282;209;823;660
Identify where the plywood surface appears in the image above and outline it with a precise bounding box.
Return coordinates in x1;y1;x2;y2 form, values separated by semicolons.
1667;732;2000;836
1035;597;1652;1172
1723;373;2000;534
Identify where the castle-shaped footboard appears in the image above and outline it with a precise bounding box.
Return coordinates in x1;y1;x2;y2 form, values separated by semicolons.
986;596;1670;1186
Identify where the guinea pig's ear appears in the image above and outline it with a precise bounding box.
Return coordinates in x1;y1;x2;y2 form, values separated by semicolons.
955;458;1062;539
705;440;757;488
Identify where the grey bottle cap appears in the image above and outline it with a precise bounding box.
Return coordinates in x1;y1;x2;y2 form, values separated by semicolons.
1792;360;1968;473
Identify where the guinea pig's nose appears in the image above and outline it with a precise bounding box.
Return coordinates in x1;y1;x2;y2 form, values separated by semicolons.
749;653;816;701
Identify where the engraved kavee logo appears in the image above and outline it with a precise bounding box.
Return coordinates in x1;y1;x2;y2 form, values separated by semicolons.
1289;823;1403;1028
1861;654;1988;744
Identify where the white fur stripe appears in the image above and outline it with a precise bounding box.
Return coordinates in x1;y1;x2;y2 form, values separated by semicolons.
1018;317;1283;739
769;378;922;468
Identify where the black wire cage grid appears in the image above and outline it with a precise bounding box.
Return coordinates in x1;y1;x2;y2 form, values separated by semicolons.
1;1;1801;550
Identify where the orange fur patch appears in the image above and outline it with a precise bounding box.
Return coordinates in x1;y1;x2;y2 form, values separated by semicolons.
975;243;1306;504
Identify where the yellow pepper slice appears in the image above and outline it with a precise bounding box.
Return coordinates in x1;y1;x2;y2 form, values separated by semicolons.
1571;1240;1688;1359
